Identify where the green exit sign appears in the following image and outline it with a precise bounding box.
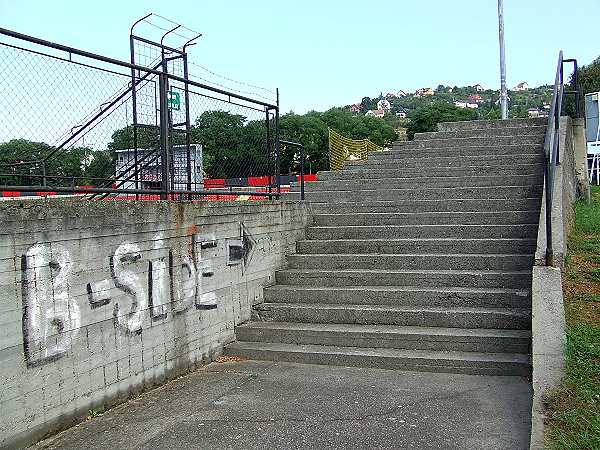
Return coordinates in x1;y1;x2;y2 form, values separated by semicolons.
168;91;181;111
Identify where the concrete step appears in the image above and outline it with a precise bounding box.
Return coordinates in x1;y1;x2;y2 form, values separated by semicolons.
413;126;546;141
437;118;546;132
287;253;534;271
305;224;538;240
223;341;531;376
275;269;532;289
309;198;542;214
372;145;544;159
263;285;532;309
297;238;537;254
294;175;542;191
389;135;544;149
293;185;542;202
235;322;531;353
343;153;543;168
253;303;531;329
312;210;540;226
317;165;543;180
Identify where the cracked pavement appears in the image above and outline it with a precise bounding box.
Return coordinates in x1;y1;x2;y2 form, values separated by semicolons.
31;360;532;450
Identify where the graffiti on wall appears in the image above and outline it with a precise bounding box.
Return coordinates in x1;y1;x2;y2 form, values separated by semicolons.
21;223;258;368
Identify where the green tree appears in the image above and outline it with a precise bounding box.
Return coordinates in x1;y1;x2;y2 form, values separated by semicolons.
0;139;114;187
191;110;269;178
406;102;478;139
279;108;397;173
360;96;377;113
564;56;600;117
107;125;160;151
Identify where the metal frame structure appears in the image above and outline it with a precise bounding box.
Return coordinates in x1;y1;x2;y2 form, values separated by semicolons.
280;140;305;200
543;52;581;266
0;22;288;200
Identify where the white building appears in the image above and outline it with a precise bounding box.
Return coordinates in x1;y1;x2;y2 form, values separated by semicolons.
115;144;203;191
415;87;434;97
454;100;479;109
377;98;391;110
365;109;385;118
514;82;529;91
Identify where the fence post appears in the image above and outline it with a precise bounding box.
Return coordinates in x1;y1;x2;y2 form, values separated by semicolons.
300;144;305;201
275;88;281;196
158;73;171;200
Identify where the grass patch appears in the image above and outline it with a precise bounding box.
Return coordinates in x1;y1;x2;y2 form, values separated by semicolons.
546;186;600;449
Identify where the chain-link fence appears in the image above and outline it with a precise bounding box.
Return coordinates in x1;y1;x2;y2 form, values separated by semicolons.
0;27;281;200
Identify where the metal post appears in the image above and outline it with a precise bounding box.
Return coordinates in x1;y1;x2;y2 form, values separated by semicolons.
183;52;193;196
573;60;580;118
42;161;47;187
545;159;554;266
129;35;140;200
275;88;281;195
300;145;305;201
498;0;508;119
159;74;171;200
280;140;305;201
265;109;272;195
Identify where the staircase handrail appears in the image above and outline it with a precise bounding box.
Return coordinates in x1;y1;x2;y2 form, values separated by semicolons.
543;52;580;266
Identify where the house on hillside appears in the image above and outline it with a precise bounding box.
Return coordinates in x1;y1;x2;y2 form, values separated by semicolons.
377;98;391;110
528;107;548;118
396;90;408;97
473;84;485;92
395;111;407;118
415;87;434;97
468;94;482;103
514;81;529;91
454;100;478;109
349;104;361;113
365;109;385;118
385;92;398;99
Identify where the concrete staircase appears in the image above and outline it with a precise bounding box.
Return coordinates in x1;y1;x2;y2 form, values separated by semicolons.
225;118;546;375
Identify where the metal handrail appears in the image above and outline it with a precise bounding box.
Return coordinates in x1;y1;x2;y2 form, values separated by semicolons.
543;52;580;266
280;140;305;200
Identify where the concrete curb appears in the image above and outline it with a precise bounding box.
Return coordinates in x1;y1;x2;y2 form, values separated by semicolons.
530;266;566;450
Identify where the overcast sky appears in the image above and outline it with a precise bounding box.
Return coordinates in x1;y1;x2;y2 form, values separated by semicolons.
2;0;599;113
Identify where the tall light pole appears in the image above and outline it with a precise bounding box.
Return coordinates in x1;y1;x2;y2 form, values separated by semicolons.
498;0;508;119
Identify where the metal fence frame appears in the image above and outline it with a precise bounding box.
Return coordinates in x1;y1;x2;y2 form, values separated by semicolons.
0;26;283;200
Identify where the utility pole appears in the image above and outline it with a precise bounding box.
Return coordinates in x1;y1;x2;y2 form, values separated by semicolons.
498;0;508;119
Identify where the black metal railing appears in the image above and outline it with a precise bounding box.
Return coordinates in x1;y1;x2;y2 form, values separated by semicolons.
280;140;306;200
543;51;581;266
0;26;293;201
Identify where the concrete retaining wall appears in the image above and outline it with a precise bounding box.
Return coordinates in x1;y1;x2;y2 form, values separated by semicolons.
530;116;588;449
0;199;311;449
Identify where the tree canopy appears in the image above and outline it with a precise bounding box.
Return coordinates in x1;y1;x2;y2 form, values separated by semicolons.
0;139;112;187
406;102;478;139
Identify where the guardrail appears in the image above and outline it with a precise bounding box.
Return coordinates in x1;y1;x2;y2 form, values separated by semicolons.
543;52;581;266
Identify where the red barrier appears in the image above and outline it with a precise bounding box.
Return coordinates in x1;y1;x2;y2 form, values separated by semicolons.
2;191;20;197
297;174;317;182
204;178;225;188
248;176;271;186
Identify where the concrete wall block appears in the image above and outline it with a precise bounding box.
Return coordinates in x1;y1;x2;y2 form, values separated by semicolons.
0;199;310;447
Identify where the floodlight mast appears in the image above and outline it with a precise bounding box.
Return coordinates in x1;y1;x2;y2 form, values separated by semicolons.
498;0;508;119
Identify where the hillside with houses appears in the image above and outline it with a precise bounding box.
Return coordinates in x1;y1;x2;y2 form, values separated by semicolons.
347;81;554;125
